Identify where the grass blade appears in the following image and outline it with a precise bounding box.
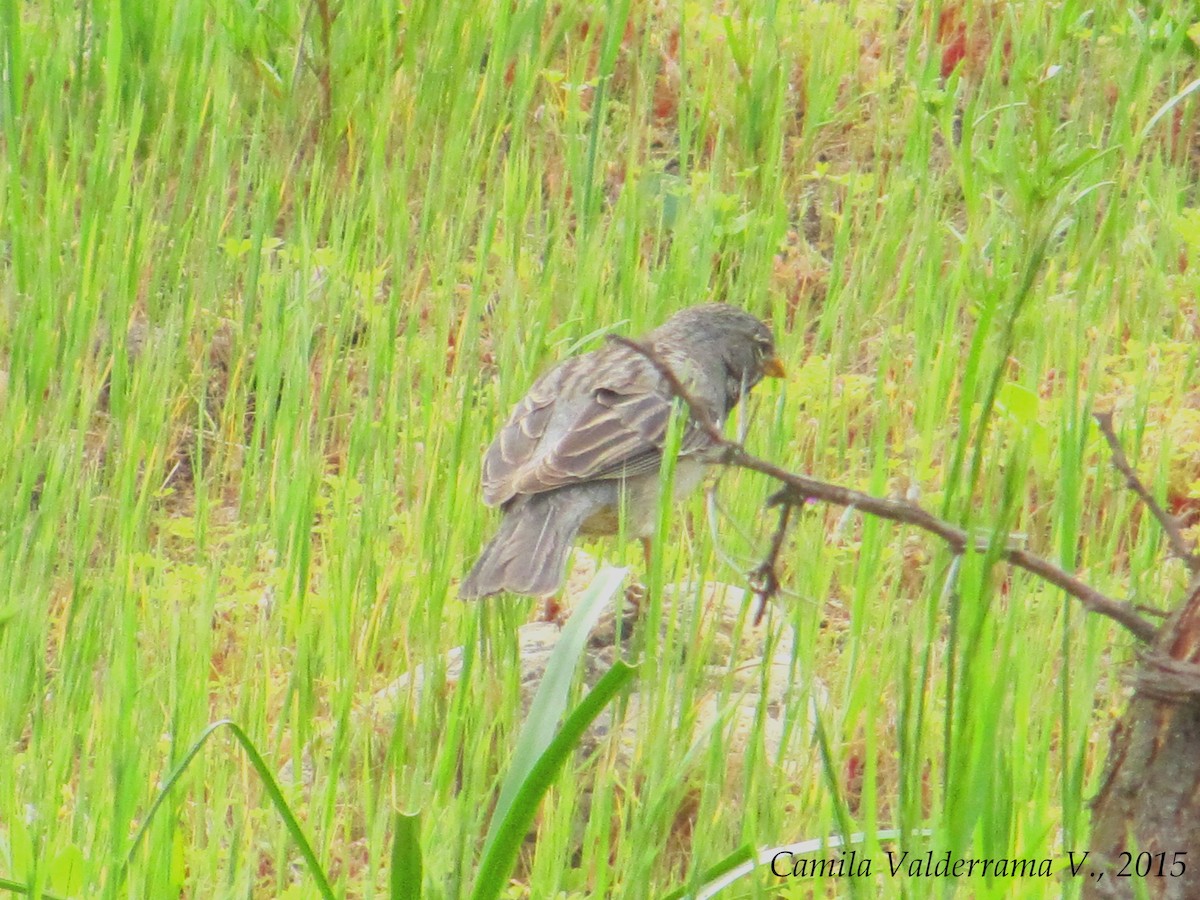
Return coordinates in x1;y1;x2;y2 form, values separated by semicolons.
470;659;637;900
480;564;628;856
390;811;423;900
118;719;335;900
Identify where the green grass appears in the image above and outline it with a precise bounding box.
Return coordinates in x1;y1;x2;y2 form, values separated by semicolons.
3;0;1200;896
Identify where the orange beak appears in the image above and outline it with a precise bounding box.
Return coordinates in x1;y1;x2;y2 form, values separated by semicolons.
762;355;786;378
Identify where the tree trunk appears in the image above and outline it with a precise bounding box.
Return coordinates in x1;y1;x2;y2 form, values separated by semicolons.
1086;579;1200;899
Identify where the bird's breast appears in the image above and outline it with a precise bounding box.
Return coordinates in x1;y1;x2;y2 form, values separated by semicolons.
578;458;708;538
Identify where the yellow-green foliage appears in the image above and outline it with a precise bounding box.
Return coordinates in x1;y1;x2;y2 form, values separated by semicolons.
1;0;1198;897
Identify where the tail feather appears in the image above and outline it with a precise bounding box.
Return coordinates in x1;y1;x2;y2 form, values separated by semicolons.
459;491;595;598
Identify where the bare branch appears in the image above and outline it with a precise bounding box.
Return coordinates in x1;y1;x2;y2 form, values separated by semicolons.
615;337;1160;645
1094;410;1200;574
748;499;794;626
746;462;1159;644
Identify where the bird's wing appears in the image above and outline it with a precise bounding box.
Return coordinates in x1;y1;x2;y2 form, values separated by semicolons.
481;347;719;507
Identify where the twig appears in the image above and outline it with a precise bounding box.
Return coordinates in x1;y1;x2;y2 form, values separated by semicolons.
613;336;1160;645
313;0;335;131
608;335;729;447
1094;410;1200;574
748;499;794;625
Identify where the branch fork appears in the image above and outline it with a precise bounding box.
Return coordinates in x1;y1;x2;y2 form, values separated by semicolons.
611;333;1164;644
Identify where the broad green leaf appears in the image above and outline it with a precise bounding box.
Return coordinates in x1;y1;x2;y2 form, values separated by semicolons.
998;382;1039;426
390;811;423;900
49;845;84;896
480;563;628;857
471;660;637;900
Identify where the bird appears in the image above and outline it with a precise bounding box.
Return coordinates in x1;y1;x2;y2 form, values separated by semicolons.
459;304;784;599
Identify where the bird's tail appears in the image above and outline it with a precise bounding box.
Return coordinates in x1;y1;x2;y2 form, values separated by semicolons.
459;492;591;599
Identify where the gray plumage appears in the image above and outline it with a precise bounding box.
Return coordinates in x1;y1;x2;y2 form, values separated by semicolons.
460;304;783;598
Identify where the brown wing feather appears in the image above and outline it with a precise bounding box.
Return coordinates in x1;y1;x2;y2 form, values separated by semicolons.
481;347;720;507
480;358;578;506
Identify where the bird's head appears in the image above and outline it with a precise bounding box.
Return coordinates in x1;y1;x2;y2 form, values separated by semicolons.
654;304;784;410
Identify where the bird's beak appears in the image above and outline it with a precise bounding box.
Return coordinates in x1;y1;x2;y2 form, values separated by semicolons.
762;355;786;378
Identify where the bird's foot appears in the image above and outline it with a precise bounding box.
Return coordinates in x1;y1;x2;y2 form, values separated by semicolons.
624;581;647;613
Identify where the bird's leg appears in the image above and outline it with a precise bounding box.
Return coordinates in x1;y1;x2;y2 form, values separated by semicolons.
621;537;653;613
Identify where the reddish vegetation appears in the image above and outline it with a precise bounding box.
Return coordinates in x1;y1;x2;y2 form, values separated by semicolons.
1168;494;1200;528
843;750;864;813
652;29;681;124
935;2;1010;80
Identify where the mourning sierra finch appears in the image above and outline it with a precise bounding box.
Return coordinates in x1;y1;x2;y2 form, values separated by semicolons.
459;304;784;599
